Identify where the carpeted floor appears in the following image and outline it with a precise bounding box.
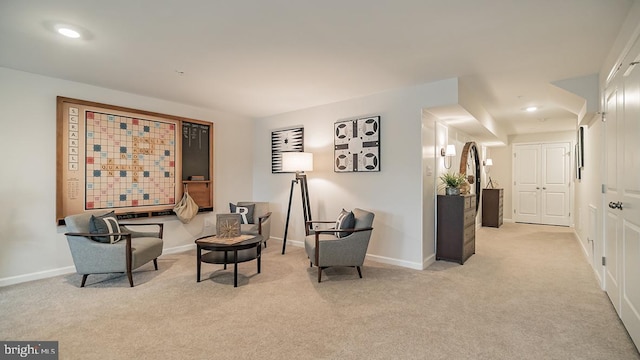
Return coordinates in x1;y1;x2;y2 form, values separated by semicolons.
1;223;638;359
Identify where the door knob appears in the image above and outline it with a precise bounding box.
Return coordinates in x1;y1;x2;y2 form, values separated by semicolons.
536;187;540;190
543;187;547;190
609;201;624;210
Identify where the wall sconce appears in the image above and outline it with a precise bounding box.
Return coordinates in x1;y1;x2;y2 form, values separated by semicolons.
440;144;456;169
483;158;495;188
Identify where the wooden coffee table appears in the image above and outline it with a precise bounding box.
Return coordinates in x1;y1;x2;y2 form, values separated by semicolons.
195;234;263;287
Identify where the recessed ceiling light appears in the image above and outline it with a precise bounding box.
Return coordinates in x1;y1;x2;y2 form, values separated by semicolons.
57;27;81;39
525;106;538;112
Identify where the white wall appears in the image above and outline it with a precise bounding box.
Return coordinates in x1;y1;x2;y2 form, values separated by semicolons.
0;67;254;285
253;79;459;269
574;116;604;285
423;115;442;267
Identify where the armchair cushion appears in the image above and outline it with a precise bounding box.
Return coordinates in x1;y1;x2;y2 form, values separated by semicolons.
229;202;255;224
89;211;123;243
335;209;355;238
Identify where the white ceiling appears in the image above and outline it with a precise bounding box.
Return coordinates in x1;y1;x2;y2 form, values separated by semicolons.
0;0;632;141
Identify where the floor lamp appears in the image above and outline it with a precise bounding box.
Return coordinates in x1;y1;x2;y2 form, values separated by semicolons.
281;152;313;255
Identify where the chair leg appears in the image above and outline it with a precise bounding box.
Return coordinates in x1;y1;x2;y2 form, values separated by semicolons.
80;274;88;288
125;235;133;287
356;266;363;278
153;258;158;270
317;267;322;283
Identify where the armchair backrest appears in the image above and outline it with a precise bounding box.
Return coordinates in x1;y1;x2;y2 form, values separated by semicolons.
238;201;269;219
65;211;110;233
237;201;271;241
352;208;375;229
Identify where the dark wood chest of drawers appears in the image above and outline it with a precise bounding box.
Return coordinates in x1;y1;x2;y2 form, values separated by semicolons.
436;194;476;264
482;188;503;228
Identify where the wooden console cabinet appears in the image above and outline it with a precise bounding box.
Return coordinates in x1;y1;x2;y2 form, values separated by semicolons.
436;194;476;264
482;188;503;228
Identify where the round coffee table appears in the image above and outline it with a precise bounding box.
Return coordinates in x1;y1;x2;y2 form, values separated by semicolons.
195;234;263;287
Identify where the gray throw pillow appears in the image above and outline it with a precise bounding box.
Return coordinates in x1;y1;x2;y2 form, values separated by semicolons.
229;203;255;224
335;209;355;238
89;211;123;244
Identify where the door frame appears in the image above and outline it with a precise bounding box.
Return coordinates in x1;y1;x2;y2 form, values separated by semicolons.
511;141;574;227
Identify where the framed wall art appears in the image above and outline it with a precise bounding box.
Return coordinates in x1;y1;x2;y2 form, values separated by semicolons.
577;126;585;168
56;96;214;224
272;127;304;173
334;116;380;172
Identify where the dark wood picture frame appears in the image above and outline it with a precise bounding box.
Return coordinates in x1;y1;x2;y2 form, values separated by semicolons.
56;97;214;224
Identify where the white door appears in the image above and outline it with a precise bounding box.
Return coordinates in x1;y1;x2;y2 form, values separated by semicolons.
604;85;621;313
513;142;571;226
514;145;541;223
604;38;640;347
540;142;571;226
620;56;640;347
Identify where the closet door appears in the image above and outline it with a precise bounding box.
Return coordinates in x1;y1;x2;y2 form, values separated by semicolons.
540;142;571;226
513;142;571;226
604;84;622;313
604;39;640;346
514;144;541;223
620;55;640;347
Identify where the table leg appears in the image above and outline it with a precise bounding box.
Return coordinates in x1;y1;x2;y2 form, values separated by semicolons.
223;251;228;270
233;250;238;287
257;243;262;274
196;245;202;282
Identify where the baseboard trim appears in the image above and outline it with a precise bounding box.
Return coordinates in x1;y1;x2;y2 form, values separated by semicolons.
272;236;424;270
422;253;436;270
163;243;196;255
0;266;77;288
0;243;197;287
365;253;423;270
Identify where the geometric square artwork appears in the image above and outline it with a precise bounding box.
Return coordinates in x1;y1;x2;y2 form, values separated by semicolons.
271;127;304;173
85;111;176;210
334;116;380;172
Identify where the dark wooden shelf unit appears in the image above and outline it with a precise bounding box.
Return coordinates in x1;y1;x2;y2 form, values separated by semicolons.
482;188;503;228
437;194;476;264
183;181;212;209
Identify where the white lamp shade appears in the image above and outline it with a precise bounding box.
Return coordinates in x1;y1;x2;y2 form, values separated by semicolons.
281;152;313;172
484;158;493;166
445;144;456;156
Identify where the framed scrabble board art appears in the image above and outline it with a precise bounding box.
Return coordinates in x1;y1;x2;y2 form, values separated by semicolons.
56;97;214;224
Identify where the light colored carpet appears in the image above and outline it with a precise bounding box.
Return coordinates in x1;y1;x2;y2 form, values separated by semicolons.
1;223;638;360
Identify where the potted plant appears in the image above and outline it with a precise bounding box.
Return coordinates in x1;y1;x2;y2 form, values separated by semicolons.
439;172;467;196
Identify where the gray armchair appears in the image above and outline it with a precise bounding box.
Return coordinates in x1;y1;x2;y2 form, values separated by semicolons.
64;212;164;287
304;208;375;282
235;201;272;247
